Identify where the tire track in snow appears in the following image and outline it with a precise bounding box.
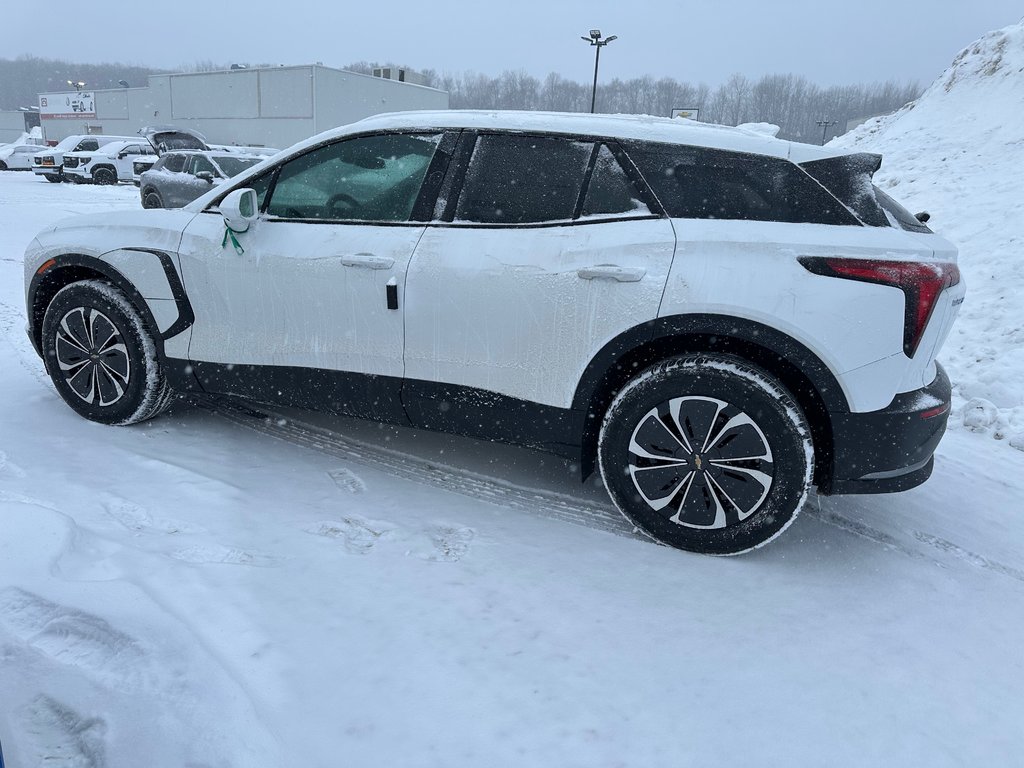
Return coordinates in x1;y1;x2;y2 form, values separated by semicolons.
200;397;1024;582
198;398;645;542
805;497;1024;584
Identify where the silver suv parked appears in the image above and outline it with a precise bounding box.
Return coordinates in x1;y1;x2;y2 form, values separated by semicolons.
140;150;266;208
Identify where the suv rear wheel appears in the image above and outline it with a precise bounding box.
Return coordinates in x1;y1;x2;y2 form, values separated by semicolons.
41;280;174;425
598;354;812;555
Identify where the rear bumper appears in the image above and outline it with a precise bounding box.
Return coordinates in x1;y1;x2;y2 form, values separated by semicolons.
825;362;951;495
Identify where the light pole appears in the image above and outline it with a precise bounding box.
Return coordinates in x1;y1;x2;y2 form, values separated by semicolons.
816;119;839;145
67;80;86;92
581;29;617;113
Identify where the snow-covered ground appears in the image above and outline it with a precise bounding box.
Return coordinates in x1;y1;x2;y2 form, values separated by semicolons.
833;21;1024;448
2;28;1024;763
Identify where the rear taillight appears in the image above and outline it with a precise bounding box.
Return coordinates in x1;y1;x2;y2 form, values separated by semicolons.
799;257;961;357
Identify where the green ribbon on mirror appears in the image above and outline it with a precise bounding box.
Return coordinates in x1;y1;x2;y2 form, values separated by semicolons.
221;224;245;255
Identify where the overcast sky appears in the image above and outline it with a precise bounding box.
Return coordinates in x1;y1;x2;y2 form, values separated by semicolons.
9;1;1022;88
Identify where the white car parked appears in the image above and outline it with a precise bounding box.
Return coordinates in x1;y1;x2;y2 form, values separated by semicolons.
21;110;964;555
0;143;47;171
31;134;137;182
63;140;156;184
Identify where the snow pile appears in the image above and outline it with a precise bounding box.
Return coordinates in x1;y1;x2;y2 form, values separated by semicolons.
832;21;1024;448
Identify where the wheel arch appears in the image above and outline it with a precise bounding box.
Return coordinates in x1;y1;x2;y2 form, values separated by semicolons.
91;164;118;182
572;314;850;491
28;255;163;360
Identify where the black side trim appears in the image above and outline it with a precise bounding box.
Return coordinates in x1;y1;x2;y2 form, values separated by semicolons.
120;247;195;339
827;363;951;495
189;361;583;461
402;379;583;460
191;362;409;426
424;214;664;231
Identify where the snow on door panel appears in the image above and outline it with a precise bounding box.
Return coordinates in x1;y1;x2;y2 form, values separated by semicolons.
405;134;674;410
178;133;442;377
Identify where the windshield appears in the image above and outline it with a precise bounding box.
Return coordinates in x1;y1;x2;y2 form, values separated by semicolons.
212;156;263;177
52;136;83;152
96;141;130;156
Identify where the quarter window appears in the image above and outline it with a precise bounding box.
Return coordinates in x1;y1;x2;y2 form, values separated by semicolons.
454;134;593;224
266;133;442;222
581;144;651;218
626;142;859;225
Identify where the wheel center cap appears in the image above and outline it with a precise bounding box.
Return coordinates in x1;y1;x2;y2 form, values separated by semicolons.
694;454;704;471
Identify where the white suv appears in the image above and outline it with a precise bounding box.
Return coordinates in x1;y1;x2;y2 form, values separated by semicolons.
21;111;964;554
62;140;156;184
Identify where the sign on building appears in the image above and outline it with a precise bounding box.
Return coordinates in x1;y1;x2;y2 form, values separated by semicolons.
38;92;97;119
671;107;700;120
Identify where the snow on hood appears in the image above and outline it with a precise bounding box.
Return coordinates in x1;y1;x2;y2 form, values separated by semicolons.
33;207;198;258
832;20;1024;427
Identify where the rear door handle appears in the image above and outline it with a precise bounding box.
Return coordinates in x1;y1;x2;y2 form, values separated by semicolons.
341;253;394;270
577;265;646;282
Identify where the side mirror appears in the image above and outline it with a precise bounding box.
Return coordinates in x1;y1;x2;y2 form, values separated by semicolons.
220;188;258;232
915;211;931;224
196;170;215;183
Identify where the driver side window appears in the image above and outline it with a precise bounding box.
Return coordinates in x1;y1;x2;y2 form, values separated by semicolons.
265;133;441;222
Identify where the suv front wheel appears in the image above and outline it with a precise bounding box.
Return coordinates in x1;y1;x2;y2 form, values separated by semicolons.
598;354;813;555
41;280;175;425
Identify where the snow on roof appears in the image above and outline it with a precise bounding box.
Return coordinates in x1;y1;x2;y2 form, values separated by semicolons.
283;109;859;164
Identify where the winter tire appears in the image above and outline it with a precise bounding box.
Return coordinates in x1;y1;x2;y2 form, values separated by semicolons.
93;167;117;185
598;354;812;555
41;280;175;425
142;189;164;209
45;173;63;183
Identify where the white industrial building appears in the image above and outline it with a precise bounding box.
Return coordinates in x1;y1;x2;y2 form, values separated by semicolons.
37;64;449;148
0;109;39;144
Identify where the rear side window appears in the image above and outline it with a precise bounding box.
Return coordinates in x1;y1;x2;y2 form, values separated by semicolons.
455;134;592;223
874;186;932;233
625;142;859;225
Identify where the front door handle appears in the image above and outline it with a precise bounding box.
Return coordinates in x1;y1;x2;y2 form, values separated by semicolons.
341;253;394;270
577;265;646;282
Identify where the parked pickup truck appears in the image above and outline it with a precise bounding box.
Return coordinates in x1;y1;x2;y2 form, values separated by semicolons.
63;140;156;184
31;134;136;182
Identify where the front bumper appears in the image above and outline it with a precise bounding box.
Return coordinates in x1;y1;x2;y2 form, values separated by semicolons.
32;165;60;175
825;362;951;495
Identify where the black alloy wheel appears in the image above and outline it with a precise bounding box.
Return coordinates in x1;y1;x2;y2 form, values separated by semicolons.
93;167;117;185
142;189;164;209
599;354;813;555
41;280;174;425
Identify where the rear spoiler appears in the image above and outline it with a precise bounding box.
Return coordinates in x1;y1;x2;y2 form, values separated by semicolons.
799;152;887;227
